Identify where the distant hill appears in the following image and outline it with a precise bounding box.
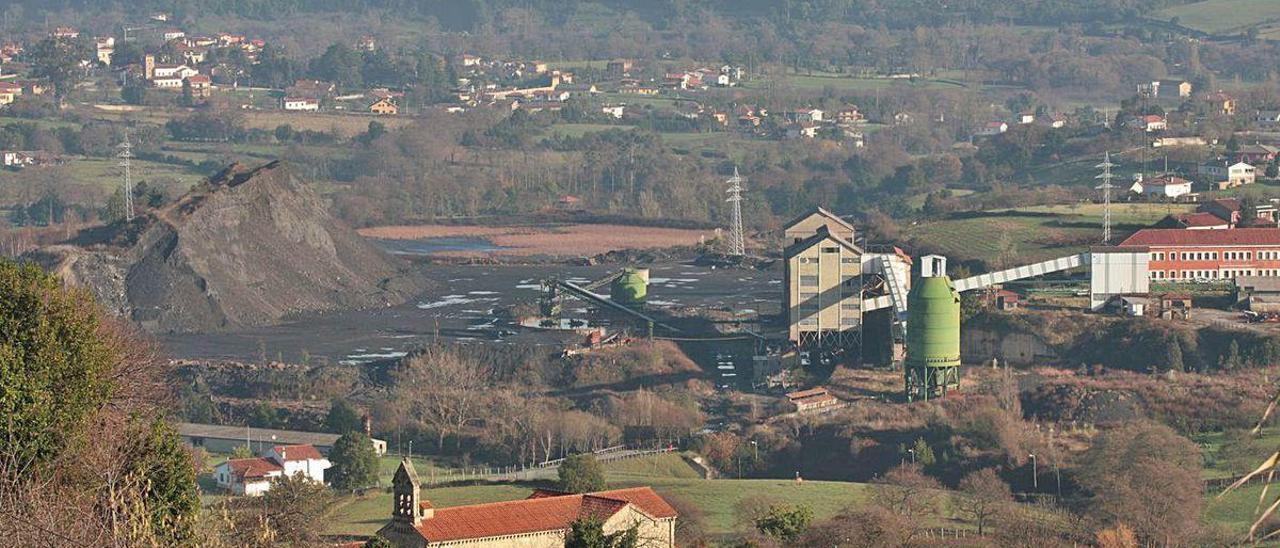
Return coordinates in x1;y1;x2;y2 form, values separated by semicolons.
28;161;425;333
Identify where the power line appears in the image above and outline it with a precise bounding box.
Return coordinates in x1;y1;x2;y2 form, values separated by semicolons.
1095;151;1115;244
725;167;746;256
117;129;134;221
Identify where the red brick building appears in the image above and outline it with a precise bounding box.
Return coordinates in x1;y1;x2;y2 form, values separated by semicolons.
1120;228;1280;281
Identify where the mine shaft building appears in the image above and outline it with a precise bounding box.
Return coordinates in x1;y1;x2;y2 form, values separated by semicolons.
783;208;863;346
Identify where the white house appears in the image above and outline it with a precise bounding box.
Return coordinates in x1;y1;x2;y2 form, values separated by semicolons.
1126;114;1166;132
1199;161;1256;189
1258;110;1280;127
162;29;186;42
1130;175;1192;199
282;97;320;111
975;121;1008;137
794;108;823;123
601;104;625;119
213;444;331;496
151;64;198;80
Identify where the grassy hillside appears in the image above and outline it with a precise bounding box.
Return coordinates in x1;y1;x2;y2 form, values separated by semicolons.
906;203;1192;266
1157;0;1280;35
326;453;875;538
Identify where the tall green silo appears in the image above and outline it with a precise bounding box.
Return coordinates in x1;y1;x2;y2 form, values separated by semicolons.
610;267;648;306
904;270;961;402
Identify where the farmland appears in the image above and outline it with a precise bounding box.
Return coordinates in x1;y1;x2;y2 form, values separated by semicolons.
906;203;1192;266
1156;0;1280;35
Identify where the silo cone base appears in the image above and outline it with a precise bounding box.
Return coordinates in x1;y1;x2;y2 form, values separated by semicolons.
904;364;961;402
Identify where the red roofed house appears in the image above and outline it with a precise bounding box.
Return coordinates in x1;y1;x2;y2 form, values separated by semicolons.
213;443;331;496
1120;228;1280;281
377;459;677;547
786;387;840;413
1154;212;1231;230
186;74;212;97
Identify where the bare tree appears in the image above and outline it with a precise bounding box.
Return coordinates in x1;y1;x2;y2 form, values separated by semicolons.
870;464;942;520
394;346;493;449
954;468;1013;535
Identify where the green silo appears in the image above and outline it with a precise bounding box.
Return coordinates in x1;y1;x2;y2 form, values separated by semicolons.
610;267;648;306
904;275;962;401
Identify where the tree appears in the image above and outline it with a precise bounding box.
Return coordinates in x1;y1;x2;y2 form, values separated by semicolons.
870;464;942;519
394;346;491;449
1077;422;1203;545
558;453;606;493
564;517;639;548
954;468;1012;535
1095;524;1139;548
754;504;814;543
364;536;395;548
324;399;364;434
122;80;148;105
800;505;913;548
28;36;93;101
0;260;118;472
255;474;332;545
113;418;201;545
328;432;379;491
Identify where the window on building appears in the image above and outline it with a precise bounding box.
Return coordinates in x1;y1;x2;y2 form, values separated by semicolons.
800;275;819;286
799;318;817;327
841;317;859;326
822;246;839;253
841;257;857;264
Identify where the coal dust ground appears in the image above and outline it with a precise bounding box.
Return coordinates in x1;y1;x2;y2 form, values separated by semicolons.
158;262;781;364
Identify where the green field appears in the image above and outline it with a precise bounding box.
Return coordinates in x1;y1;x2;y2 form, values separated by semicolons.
325;453;875;538
1157;0;1280;35
906;203;1191;265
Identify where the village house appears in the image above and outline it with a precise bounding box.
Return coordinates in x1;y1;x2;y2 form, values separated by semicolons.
1204;91;1237;116
162;28;186;42
1155;211;1231;230
94;37;115;65
217;33;246;47
1198;197;1279;227
1130;175;1193;200
1016;112;1036;125
607;59;634;76
1199;160;1256;189
186;74;212;97
601;104;625;119
1;151;36;168
369;97;398;115
785;122;820;139
1126;114;1167;132
836;107;864;124
282;97;320;111
1258;110;1280;127
1144;79;1192;99
792;108;824;123
144;55;199;86
1238;144;1280;166
289;79;337;98
975;121;1008;137
376;460;677;548
357;36;377;52
1038;113;1068;128
51;27;79;39
213;444;331;496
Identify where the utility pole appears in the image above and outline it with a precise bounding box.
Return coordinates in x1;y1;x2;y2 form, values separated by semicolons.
117;129;135;221
725;167;746;256
1096;152;1116;244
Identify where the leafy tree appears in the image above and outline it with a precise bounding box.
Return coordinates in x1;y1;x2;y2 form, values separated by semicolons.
565;517;638;548
328;431;379;490
1165;340;1184;373
231;444;255;459
558;453;606;493
754;503;814;543
28;36;93;100
364;536;395;548
122;79;148;105
115;418;201;545
325;398;364;434
954;468;1012;535
0;260;118;472
907;437;936;466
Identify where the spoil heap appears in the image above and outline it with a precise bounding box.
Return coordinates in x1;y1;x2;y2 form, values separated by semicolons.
31;161;423;332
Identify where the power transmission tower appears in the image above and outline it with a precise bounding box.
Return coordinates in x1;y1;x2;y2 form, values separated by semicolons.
117;129;135;221
1095;151;1115;244
725;167;746;256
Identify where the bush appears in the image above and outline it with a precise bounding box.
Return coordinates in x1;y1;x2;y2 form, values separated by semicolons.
558;454;606;493
328;432;379;490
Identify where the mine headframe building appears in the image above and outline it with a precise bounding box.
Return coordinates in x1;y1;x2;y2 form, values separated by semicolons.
783;208;867;351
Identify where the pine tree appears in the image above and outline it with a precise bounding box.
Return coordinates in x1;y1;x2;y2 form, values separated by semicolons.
329;432;379;490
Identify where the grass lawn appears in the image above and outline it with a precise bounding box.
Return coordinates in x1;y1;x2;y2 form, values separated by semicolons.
544;123;634;138
62;156;205;191
1156;0;1280;34
325;452;877;539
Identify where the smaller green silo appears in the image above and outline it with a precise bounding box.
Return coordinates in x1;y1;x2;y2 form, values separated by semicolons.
610;267;648;306
904;273;961;401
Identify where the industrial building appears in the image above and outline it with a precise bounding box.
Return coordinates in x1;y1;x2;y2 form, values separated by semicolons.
783;208;863;346
904;256;961;401
1120;228;1280;281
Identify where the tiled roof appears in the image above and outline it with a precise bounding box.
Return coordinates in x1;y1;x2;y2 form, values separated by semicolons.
1178;212;1230;227
1121;228;1280;247
786;387;829;400
224;457;282;480
274;444;324;461
414;488;673;542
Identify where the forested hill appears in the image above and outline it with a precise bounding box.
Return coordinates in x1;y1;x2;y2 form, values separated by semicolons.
18;0;1197;29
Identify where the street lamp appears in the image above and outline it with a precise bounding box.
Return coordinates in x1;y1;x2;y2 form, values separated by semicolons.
908;448;916;465
1029;453;1038;490
750;440;758;464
